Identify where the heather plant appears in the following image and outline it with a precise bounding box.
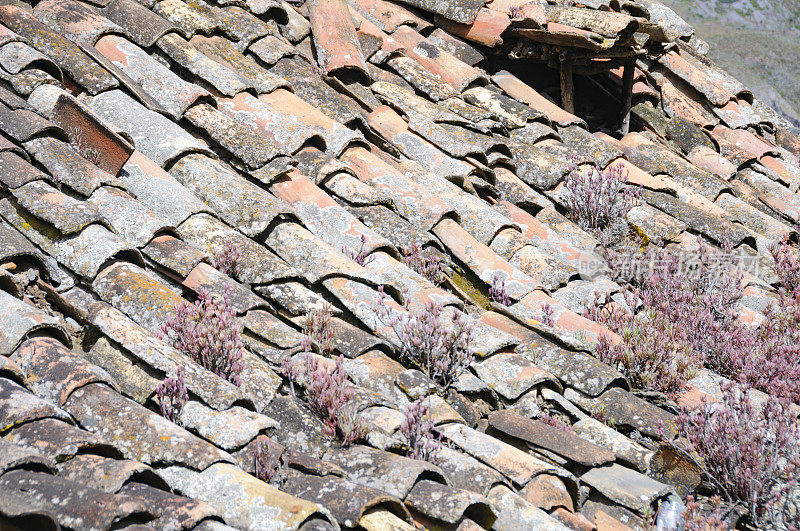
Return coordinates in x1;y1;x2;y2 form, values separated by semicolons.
401;244;446;286
563;163;637;244
282;354;366;445
375;286;473;389
301;302;335;356
157;288;244;386
675;383;800;528
489;274;511;306
211;238;240;277
343;234;373;266
400;399;441;463
155;366;188;425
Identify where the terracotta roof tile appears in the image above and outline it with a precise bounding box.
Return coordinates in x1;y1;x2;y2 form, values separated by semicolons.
435;7;510;48
426;27;484;65
1;0;797;526
307;0;368;76
152;0;218;37
0;8;114;94
488;484;571;529
86;187;169;247
159;462;336;528
190;34;289;93
101;0;176;47
118;482;220;528
0;469;155;529
283;470;411;528
142;234;206;278
34;0;124;45
96;35;209;120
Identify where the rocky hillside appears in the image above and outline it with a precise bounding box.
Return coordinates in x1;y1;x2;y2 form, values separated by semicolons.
660;0;800;126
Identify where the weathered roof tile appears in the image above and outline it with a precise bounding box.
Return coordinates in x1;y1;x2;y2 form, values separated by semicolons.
406;479;495;526
101;0;175;47
437;422;574;488
282;469;410;528
393;0;485;24
12;337;117;406
159;462;336;529
488;409;615;467
324;444;445;499
120;150;210;226
93;261;184;332
0;437;53;475
0;469;155;530
0;291;70;356
473;353;560;400
308;0;368;76
91;90;210;166
95;34;210;120
190;34;289;93
0;379;72;433
34;0;124;45
65;382;235;468
178;212;298;283
581;463;671;515
56;454;153;493
170;153;293;236
142;234;206;278
87;186;171;247
119;481;220;529
0;5;117;94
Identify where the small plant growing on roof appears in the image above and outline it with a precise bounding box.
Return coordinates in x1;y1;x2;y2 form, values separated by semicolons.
157;287;244;386
586;241;744;398
770;237;800;296
301;302;335;356
375;286;473;390
253;436;285;485
401;244;446;286
282;354;366;446
541;302;555;327
592;238;800;402
488;274;511;306
400;398;441;463
674;383;800;529
155;366;188;425
563;163;637;245
342;234;374;267
538;411;573;433
51;171;64;191
680;496;729;531
211;238;241;277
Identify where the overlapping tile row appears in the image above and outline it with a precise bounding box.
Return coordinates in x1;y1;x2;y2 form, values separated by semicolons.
0;0;798;528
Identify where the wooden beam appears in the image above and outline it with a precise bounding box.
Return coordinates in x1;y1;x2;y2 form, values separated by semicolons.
560;59;574;114
619;58;635;134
